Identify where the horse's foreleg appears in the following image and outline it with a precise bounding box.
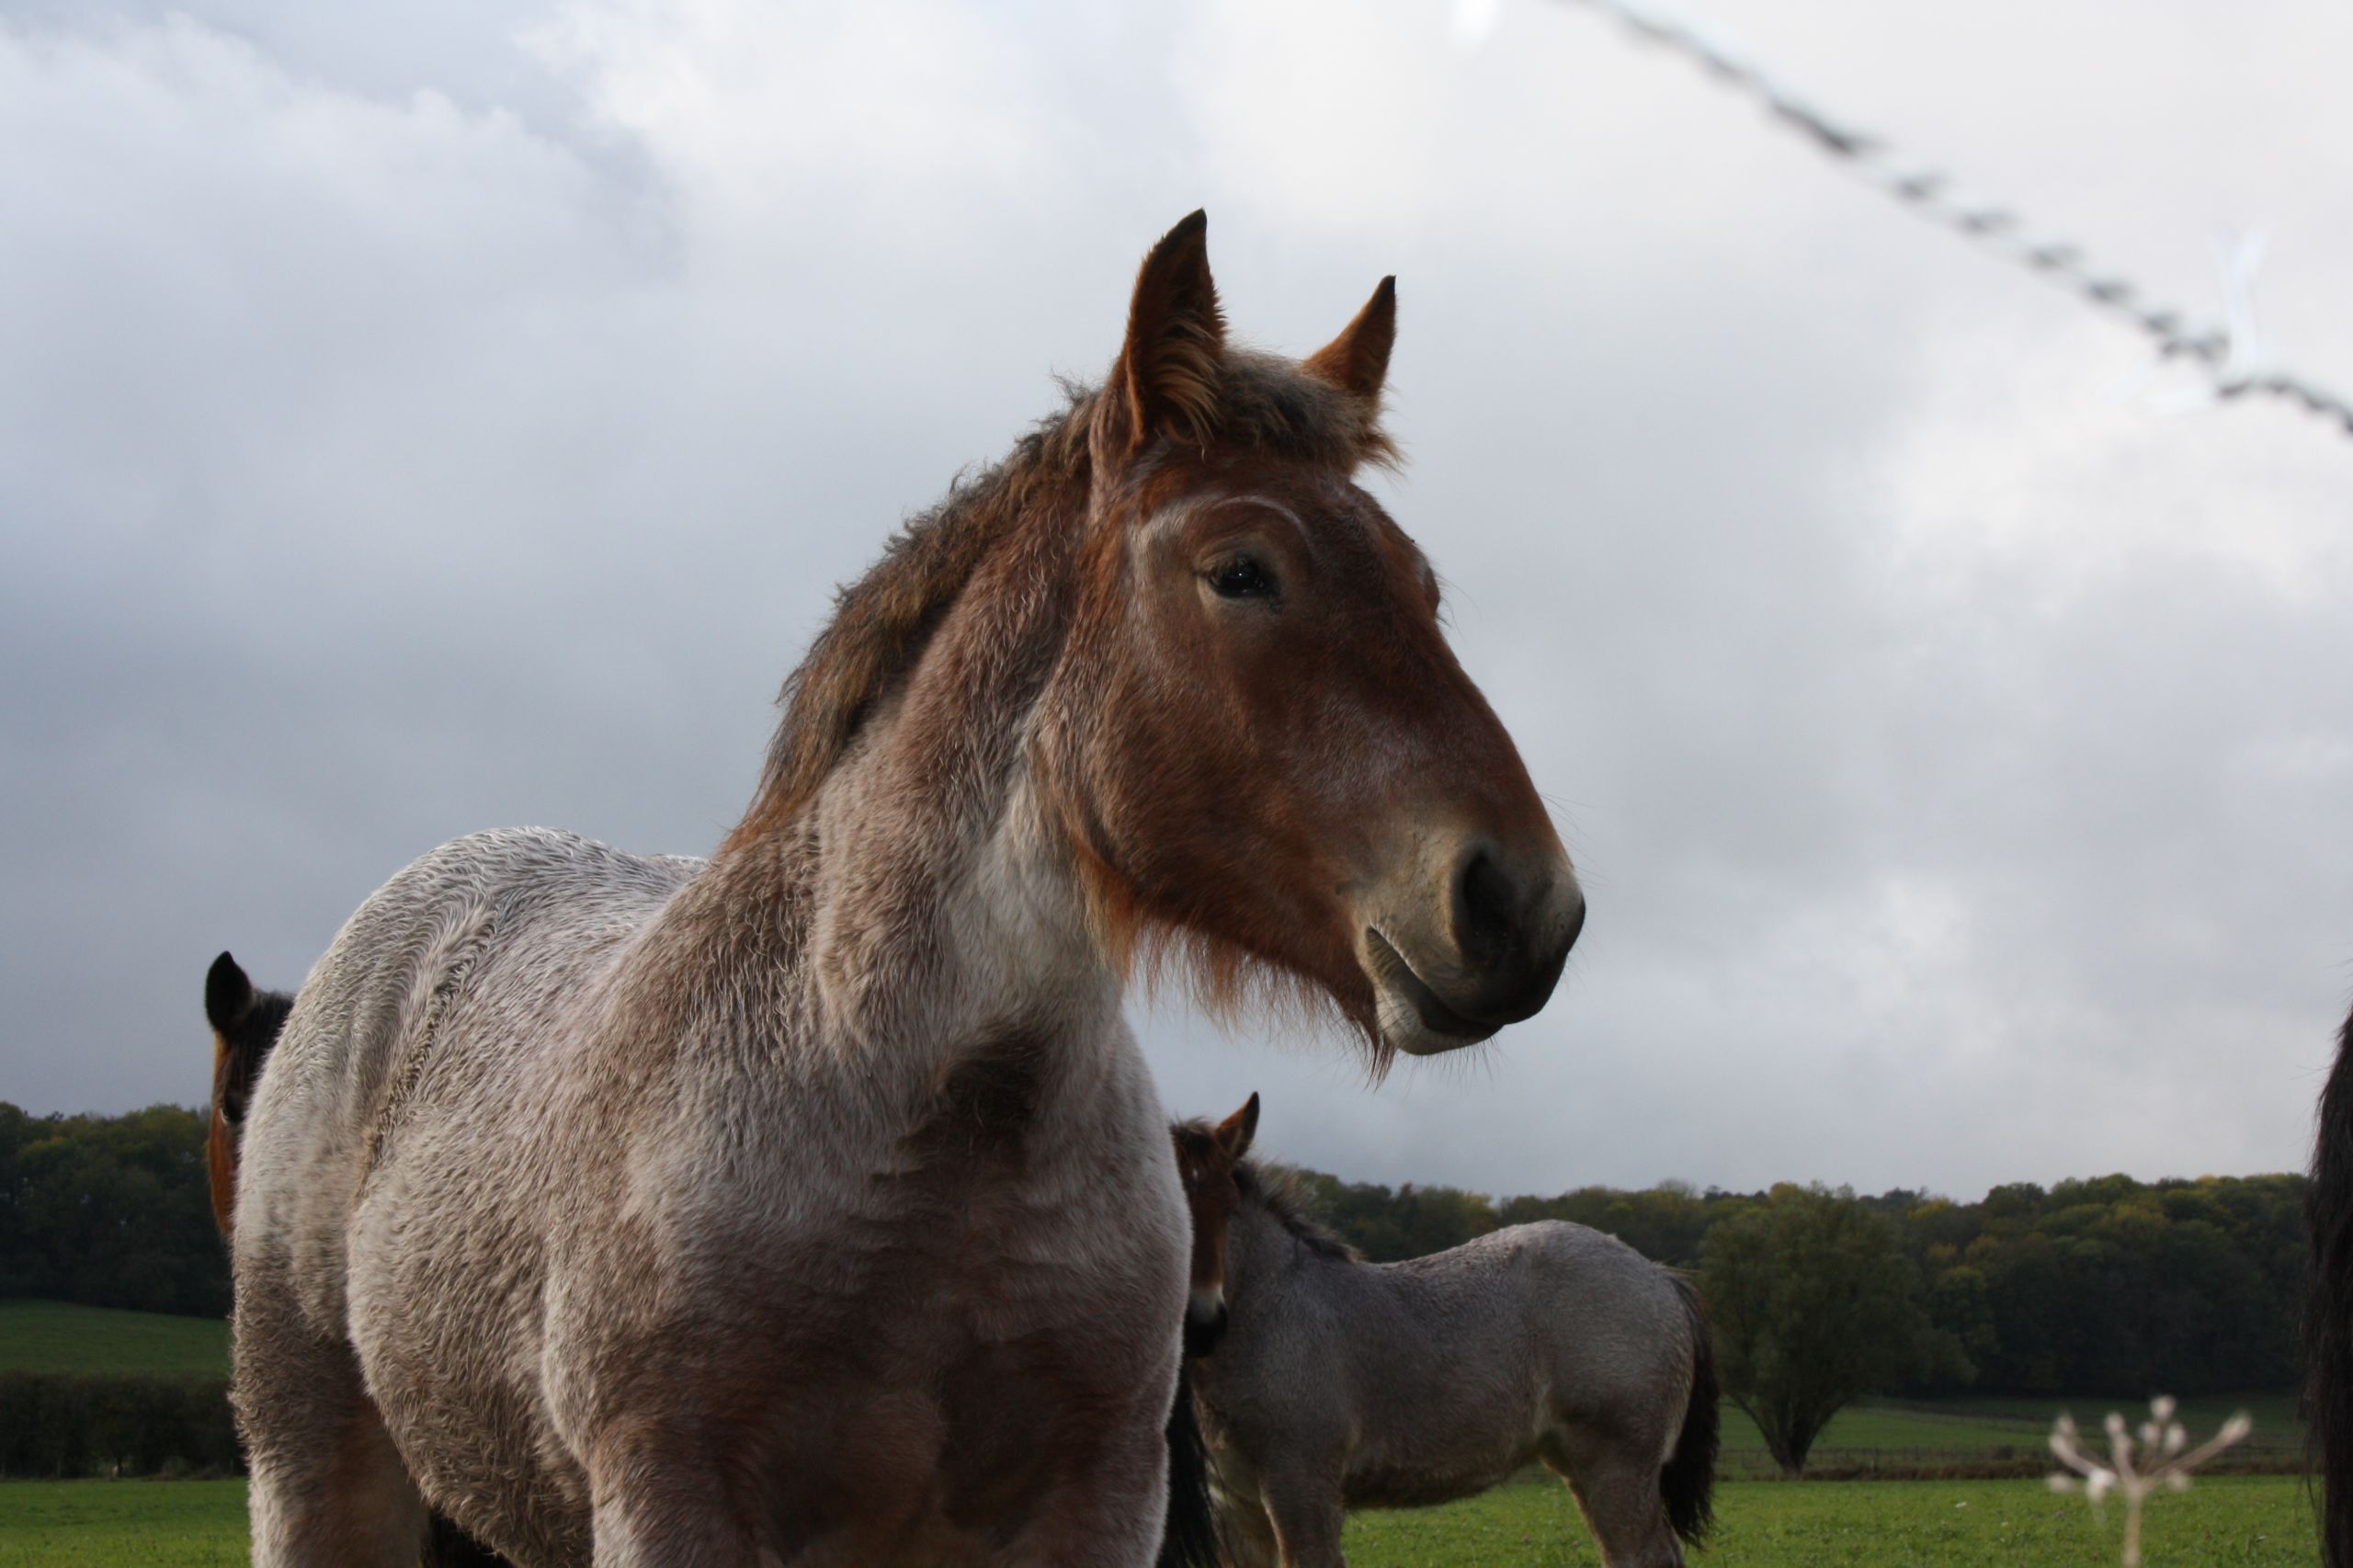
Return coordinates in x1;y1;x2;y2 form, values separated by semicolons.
233;1293;430;1568
1210;1493;1281;1568
1256;1472;1347;1568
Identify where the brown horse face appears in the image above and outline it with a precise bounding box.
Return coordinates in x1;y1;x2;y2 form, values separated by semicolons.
1172;1095;1257;1356
1060;214;1583;1059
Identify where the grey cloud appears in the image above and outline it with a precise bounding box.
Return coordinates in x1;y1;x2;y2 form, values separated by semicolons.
3;0;2347;1200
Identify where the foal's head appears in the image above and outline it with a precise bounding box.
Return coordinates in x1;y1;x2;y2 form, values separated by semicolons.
1171;1094;1259;1355
1048;211;1584;1061
203;951;291;1233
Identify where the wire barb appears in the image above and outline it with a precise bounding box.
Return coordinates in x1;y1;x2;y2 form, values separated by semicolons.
1530;0;2353;440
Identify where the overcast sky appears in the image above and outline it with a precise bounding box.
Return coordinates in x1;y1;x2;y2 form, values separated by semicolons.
4;0;2348;1201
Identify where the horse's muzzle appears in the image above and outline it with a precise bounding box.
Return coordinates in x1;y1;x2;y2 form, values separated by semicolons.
1184;1300;1229;1358
1361;840;1584;1056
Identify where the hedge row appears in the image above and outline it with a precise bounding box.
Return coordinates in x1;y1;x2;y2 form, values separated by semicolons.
0;1371;242;1477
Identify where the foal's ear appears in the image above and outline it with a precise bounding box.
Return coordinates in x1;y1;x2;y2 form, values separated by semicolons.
1099;210;1225;458
205;951;254;1032
1302;276;1396;403
1214;1092;1260;1162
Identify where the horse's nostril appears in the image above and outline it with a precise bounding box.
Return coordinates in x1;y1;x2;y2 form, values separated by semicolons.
1450;842;1518;968
1560;883;1587;955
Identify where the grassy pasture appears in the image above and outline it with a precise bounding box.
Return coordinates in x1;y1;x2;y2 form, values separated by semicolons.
0;1301;229;1381
0;1301;2307;1564
1350;1474;2317;1565
0;1480;248;1566
1712;1392;2302;1478
0;1476;2316;1566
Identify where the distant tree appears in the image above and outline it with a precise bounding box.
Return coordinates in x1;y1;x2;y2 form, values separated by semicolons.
1700;1184;1935;1475
0;1103;224;1316
1922;1264;1998;1390
1281;1173;1496;1262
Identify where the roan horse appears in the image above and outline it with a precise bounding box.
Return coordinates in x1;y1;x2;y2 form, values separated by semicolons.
204;953;1211;1568
231;212;1586;1567
2304;996;2353;1566
1171;1097;1716;1568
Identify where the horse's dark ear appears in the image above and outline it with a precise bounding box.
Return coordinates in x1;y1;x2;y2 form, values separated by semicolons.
206;952;253;1033
1302;277;1396;402
1215;1092;1260;1162
1099;210;1225;458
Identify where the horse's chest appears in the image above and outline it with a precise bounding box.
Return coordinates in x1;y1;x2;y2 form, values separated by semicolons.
554;1045;1186;1551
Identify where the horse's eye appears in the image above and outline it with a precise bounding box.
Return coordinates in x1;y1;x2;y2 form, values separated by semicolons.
1207;555;1276;601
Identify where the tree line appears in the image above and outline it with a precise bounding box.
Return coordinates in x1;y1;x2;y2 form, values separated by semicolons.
1290;1165;2304;1400
0;1104;225;1317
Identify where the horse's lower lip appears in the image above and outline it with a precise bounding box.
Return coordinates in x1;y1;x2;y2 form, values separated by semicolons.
1363;930;1499;1047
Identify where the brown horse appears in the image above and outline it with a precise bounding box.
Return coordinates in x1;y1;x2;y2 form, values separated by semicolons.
202;952;292;1235
230;212;1583;1567
2306;995;2353;1565
1173;1098;1716;1568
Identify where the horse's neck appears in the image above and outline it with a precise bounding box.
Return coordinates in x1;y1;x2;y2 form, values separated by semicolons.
1230;1201;1353;1313
671;541;1115;1082
805;745;1111;1056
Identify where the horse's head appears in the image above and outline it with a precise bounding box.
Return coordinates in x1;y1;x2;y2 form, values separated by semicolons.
1048;212;1583;1062
1171;1094;1259;1356
203;950;292;1234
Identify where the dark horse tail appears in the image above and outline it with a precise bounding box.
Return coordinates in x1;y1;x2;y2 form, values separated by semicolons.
1160;1358;1220;1568
2307;999;2353;1566
1662;1272;1720;1548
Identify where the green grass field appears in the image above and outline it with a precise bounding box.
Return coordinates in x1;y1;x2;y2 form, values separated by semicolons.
0;1481;248;1567
0;1301;229;1381
0;1476;2316;1566
1712;1392;2302;1477
1351;1474;2317;1565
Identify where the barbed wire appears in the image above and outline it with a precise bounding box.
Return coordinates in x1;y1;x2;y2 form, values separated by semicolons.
1525;0;2353;439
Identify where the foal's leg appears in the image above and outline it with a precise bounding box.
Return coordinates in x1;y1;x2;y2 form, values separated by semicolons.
1257;1469;1349;1568
1540;1435;1683;1568
234;1288;429;1568
1212;1494;1283;1568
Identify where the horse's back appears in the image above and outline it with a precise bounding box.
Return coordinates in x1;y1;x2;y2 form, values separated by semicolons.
1506;1221;1693;1370
1386;1221;1680;1327
1374;1221;1691;1425
233;827;700;1333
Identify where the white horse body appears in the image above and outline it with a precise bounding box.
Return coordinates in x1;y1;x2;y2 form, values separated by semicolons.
236;817;1188;1566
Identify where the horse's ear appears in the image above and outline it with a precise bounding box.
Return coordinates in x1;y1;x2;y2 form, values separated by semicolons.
1215;1092;1260;1162
1302;276;1396;402
206;951;253;1032
1099;210;1225;458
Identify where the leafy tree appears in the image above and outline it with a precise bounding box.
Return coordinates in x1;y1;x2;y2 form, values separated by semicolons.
0;1103;226;1315
1700;1184;1935;1475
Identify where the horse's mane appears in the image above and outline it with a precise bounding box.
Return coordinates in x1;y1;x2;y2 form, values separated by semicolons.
725;355;1394;848
1234;1155;1363;1263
